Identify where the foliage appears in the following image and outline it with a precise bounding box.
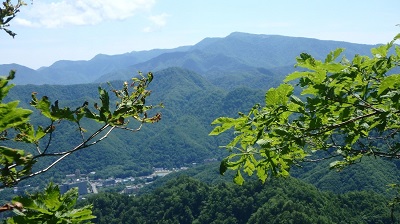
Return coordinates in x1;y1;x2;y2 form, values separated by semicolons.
0;0;26;38
0;71;161;188
0;71;161;222
5;183;95;223
210;34;400;185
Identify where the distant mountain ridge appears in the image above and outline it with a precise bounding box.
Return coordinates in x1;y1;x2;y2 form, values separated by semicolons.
1;32;376;88
1;46;190;85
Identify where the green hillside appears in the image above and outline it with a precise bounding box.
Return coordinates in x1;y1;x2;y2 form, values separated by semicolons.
84;175;395;223
5;67;263;182
5;65;400;195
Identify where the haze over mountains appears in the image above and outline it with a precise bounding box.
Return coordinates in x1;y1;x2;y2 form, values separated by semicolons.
1;32;376;89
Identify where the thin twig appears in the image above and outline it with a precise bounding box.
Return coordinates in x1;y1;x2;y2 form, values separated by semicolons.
42;121;54;155
113;123;143;132
77;121;86;143
351;93;384;113
15;124;111;183
85;126;115;147
307;111;380;136
35;144;41;154
32;124;110;158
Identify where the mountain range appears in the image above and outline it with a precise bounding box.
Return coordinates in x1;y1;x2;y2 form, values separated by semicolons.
1;32;376;89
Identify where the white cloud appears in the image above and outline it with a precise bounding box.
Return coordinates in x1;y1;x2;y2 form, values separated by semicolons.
14;18;37;27
149;13;169;27
16;0;156;28
142;13;169;33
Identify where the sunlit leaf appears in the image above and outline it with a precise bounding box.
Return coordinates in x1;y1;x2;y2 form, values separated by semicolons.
378;74;400;95
233;170;244;185
0;101;32;132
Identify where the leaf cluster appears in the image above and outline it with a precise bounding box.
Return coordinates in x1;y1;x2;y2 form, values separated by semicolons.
6;183;95;223
210;34;400;185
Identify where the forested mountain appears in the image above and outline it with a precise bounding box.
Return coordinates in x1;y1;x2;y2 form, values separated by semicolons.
6;65;400;196
81;163;399;223
1;32;376;88
5;67;264;183
94;33;378;89
84;175;395;223
1;47;190;85
0;63;46;84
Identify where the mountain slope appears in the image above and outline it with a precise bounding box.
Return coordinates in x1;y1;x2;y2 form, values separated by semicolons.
2;32;377;87
192;32;375;68
86;176;394;223
96;32;376;89
5;67;264;182
5;66;400;195
0;64;49;85
1;47;190;85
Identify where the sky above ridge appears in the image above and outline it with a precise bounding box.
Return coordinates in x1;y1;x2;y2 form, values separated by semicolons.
0;0;398;69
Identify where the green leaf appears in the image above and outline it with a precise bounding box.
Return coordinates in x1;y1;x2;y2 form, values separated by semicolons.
378;74;400;95
279;168;290;177
371;44;389;58
243;158;256;176
219;159;228;175
284;71;307;82
30;94;77;122
233;170;244;185
324;48;344;63
30;94;52;118
210;117;242;135
290;95;304;106
0;146;34;187
256;139;271;148
0;101;32;132
274;127;289;136
265;83;294;106
43;184;63;211
256;165;268;183
61;187;78;209
0;70;16;102
226;157;244;170
67;205;96;221
393;33;400;42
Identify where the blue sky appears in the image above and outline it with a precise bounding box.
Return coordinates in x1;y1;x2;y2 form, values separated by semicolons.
0;0;398;69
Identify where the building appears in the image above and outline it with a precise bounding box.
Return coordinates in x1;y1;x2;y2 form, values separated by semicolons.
59;181;88;195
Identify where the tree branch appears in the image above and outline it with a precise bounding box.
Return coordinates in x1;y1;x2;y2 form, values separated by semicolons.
14;124;112;183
